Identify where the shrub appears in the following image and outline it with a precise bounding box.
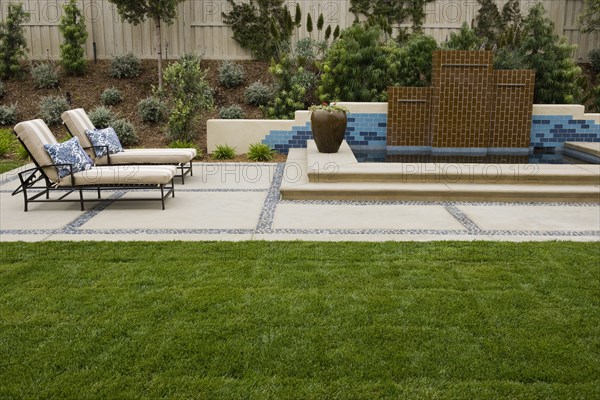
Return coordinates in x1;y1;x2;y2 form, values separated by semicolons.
138;96;167;123
59;0;88;75
247;142;276;161
0;128;15;156
212;144;236;160
0;3;30;78
101;87;123;106
109;53;141;78
0;104;17;125
222;0;297;61
264;55;312;119
219;104;245;119
318;24;390;102
589;49;600;74
392;33;439;87
218;60;245;88
443;22;482;50
88;106;117;129
0;81;5;98
15;142;29;160
245;81;272;106
164;55;214;141
30;63;59;89
168;140;201;157
38;96;69;125
111;118;138;146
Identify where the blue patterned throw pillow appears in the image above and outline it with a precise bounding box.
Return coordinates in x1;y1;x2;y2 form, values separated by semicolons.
44;137;94;179
85;127;123;157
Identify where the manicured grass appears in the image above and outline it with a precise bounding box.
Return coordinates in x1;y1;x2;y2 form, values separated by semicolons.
0;160;25;175
0;241;598;399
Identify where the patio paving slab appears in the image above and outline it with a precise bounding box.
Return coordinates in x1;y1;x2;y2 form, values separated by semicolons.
80;191;267;230
272;204;464;230
459;204;600;231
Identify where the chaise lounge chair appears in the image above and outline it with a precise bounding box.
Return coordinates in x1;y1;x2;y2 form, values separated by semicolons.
12;119;176;211
61;108;196;184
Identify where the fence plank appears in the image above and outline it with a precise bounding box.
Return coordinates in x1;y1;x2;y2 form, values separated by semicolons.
4;0;597;61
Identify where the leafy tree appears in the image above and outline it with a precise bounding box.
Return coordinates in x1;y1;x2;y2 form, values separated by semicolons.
474;0;503;47
0;3;30;79
392;33;438;87
443;22;483;50
108;0;185;88
163;55;214;141
580;0;600;32
318;24;391;102
349;0;433;37
263;55;314;119
520;4;582;103
499;0;524;49
59;0;88;75
223;0;297;61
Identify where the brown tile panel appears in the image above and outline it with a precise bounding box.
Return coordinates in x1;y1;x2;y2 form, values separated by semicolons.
387;87;431;147
432;51;493;148
490;70;535;148
387;51;534;150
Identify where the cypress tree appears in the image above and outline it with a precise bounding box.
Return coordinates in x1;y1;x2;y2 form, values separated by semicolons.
474;0;503;46
59;0;88;75
0;3;30;79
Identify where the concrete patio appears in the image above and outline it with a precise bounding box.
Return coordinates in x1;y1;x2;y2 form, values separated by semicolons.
1;162;599;242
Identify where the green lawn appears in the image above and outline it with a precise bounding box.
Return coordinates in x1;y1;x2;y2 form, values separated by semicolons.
0;159;25;175
1;241;598;399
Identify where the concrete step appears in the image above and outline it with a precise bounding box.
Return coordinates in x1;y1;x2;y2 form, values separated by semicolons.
564;142;600;164
281;143;600;203
281;181;600;202
306;141;600;185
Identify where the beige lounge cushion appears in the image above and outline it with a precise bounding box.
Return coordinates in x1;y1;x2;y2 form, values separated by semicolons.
14;119;60;182
62;108;197;164
94;148;197;165
57;165;176;187
61;108;95;150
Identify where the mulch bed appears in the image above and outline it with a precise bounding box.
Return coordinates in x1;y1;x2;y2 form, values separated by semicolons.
1;59;281;161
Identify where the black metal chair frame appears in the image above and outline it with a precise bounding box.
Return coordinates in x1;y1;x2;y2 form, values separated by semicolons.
63;122;194;184
11;134;175;211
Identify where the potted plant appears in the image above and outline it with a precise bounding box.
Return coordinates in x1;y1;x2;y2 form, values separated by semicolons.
309;102;350;153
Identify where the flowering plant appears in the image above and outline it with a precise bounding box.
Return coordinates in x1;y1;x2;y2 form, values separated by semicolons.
309;102;349;113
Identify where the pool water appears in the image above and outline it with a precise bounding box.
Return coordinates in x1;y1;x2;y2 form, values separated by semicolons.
352;149;587;164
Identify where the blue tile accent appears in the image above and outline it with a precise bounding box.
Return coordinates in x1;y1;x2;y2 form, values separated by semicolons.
530;114;600;149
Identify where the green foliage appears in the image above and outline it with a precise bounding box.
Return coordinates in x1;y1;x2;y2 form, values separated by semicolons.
137;96;167;123
474;0;503;46
211;144;236;160
393;33;438;87
349;0;433;35
219;104;245;119
493;48;527;70
59;0;88;75
247;142;276;161
0;81;5;98
263;55;312;119
101;87;123;106
38;96;69;126
443;22;482;50
111;118;138;146
30;62;59;89
15;141;29;160
109;53;141;78
589;48;600;74
498;0;524;49
163;54;214;141
0;3;30;79
318;24;393;102
218;60;245;88
88;106;117;129
0;128;15;156
168;140;201;156
580;0;600;32
520;4;582;104
306;13;313;35
244;81;272;106
222;0;297;61
0;104;17;125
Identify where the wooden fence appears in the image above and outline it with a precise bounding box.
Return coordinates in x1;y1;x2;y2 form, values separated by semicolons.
0;0;597;61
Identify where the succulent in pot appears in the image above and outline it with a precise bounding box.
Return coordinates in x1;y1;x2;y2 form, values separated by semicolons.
308;102;349;153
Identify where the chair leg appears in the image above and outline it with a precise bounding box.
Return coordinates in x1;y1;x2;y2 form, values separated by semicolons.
180;164;185;185
189;161;193;176
97;187;101;199
171;179;175;198
160;184;165;210
79;188;85;211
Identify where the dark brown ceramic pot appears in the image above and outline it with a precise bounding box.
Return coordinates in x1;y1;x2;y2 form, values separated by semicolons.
310;110;348;153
